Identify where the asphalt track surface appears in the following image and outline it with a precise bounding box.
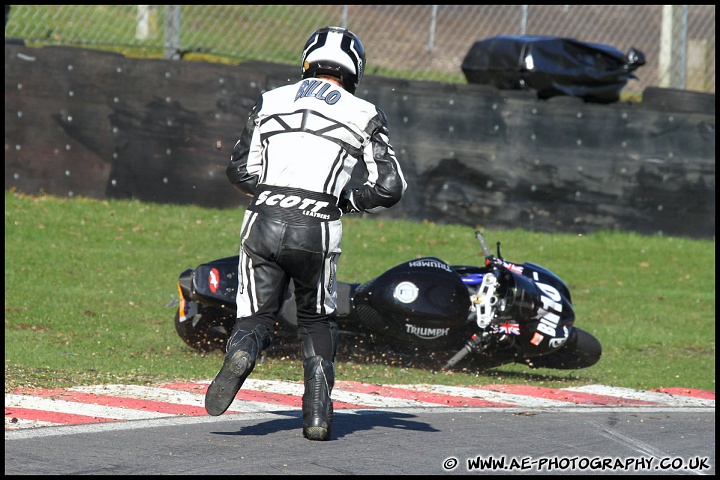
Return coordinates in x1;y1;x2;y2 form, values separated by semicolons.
5;380;715;475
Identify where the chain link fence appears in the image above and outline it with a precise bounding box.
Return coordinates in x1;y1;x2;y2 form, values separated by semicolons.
5;5;716;94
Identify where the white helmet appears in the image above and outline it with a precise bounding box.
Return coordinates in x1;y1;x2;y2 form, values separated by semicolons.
301;26;365;94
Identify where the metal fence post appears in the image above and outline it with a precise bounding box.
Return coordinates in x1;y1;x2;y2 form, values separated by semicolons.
660;5;688;89
164;5;181;60
429;5;437;53
136;5;149;40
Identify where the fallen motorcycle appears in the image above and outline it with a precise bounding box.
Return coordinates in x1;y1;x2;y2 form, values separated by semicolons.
171;231;601;371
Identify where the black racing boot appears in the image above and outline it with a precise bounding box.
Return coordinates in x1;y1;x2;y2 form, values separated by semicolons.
302;355;334;441
205;325;270;416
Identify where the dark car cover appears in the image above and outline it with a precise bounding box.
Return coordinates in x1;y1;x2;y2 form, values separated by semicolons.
461;35;646;103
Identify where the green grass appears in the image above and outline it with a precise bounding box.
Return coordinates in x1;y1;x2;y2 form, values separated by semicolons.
4;190;715;393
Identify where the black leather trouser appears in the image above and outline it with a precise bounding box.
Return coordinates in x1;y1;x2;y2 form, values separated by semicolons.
234;211;340;362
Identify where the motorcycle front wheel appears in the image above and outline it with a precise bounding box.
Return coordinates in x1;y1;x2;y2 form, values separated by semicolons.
525;327;602;370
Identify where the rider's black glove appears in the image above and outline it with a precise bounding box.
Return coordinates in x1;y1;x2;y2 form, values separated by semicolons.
338;188;362;214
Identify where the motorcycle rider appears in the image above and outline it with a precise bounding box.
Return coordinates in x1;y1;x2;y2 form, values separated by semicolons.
205;26;407;440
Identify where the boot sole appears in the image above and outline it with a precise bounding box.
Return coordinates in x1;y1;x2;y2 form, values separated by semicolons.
303;403;333;441
303;426;329;441
205;350;253;416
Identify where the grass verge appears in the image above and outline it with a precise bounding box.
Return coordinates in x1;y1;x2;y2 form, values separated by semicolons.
4;191;715;392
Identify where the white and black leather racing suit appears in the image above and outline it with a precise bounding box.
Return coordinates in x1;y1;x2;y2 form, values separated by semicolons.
226;77;407;363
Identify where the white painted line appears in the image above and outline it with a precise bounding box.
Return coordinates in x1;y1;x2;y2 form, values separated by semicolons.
240;379;303;394
4;394;168;421
242;379;434;408
226;398;300;413
70;384;300;413
565;385;716;407
390;384;575;408
5;418;60;430
70;384;208;407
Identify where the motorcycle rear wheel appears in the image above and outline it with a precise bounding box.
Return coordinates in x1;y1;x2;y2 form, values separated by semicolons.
173;307;232;353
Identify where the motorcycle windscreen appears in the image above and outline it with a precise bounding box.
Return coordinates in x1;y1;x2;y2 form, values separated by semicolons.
352;257;472;345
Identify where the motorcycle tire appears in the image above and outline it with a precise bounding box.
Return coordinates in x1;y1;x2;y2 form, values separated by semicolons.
173;307;232;353
525;327;602;370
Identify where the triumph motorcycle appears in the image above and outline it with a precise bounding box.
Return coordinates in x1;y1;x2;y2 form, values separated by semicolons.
171;231;601;371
